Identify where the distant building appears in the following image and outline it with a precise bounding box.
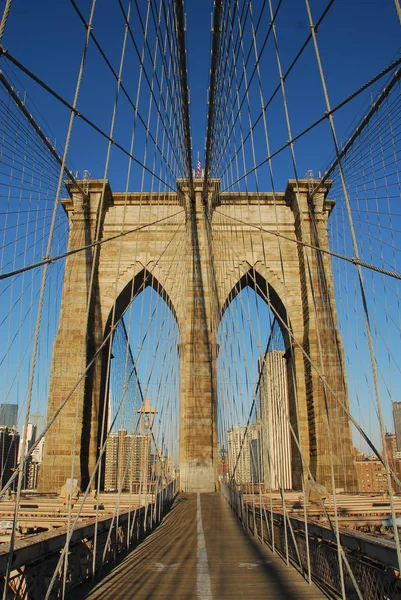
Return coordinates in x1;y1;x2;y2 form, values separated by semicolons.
393;402;401;451
19;423;37;488
0;404;18;429
27;436;45;489
227;424;260;484
31;436;45;463
0;427;20;491
218;447;228;481
385;432;397;466
18;423;36;462
27;462;41;489
392;459;401;494
14;422;44;490
259;351;292;490
29;413;46;436
353;447;365;462
356;460;387;493
250;436;262;483
104;430;151;491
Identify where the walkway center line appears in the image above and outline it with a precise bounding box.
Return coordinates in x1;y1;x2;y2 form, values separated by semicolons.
197;493;213;599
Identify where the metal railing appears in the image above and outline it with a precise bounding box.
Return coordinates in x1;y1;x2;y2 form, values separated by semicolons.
0;479;178;599
221;481;401;599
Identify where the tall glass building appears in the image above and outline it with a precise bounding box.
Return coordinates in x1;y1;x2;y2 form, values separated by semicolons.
0;403;18;428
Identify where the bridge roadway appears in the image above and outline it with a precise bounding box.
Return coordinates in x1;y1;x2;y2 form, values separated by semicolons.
72;493;326;599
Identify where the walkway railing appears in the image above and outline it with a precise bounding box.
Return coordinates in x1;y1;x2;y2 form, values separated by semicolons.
221;481;401;599
0;479;178;599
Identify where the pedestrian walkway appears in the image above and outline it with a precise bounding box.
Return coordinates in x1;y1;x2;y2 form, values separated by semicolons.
73;493;326;599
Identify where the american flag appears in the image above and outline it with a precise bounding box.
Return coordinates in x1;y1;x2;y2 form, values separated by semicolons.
197;153;201;178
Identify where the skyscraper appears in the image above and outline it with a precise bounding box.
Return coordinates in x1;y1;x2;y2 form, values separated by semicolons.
18;423;37;462
29;412;46;436
0;404;18;428
227;424;260;484
393;402;401;451
385;432;397;466
28;436;45;489
259;351;292;490
0;427;20;491
19;422;37;489
104;430;151;491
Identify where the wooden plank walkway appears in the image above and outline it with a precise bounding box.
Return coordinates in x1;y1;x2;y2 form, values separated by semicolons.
73;493;327;599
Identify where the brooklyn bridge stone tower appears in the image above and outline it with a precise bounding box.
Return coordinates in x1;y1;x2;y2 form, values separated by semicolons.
39;176;356;493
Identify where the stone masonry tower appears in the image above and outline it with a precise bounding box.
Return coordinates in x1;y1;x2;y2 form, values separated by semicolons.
178;178;220;492
39;177;356;493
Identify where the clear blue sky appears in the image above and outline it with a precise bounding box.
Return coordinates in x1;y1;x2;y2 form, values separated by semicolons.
0;0;400;456
1;0;399;186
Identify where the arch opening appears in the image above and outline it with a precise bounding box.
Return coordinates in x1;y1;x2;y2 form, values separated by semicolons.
220;268;291;351
217;269;300;492
98;269;180;492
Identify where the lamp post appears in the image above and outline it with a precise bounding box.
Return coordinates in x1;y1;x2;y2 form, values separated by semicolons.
137;397;157;435
220;446;227;482
137;398;157;496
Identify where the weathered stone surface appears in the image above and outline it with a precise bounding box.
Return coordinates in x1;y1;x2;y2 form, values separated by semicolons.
39;178;356;493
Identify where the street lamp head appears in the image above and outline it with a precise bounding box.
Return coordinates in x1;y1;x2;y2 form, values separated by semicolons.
137;397;158;434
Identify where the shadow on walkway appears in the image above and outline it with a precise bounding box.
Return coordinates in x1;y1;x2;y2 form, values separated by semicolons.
70;493;326;599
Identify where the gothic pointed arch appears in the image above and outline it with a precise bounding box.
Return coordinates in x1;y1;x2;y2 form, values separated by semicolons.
221;266;292;351
95;268;180;488
218;266;307;487
103;267;179;339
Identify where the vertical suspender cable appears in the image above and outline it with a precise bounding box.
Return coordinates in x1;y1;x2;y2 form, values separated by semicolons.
304;0;401;574
1;1;98;595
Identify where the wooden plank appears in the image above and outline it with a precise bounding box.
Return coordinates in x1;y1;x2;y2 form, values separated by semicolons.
73;494;326;599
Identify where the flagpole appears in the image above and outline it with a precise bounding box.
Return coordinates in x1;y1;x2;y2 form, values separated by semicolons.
197;151;201;178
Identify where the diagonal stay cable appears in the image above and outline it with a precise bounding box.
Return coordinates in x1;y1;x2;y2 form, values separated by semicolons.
210;0;284;178
217;209;401;280
311;64;401;196
203;0;222;198
68;0;185;181
175;0;194;188
0;71;87;198
220;56;401;191
0;47;176;190
0;212;186;500
213;0;335;180
0;209;185;281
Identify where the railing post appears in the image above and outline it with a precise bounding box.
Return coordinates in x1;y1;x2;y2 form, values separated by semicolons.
240;490;246;529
